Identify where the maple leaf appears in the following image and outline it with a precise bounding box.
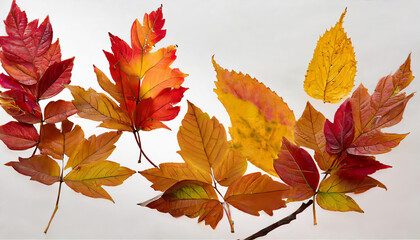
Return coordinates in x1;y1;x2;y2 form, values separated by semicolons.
348;54;414;155
316;174;386;212
224;172;290;216
0;121;39;150
213;57;295;176
142;180;224;229
324;99;354;154
304;8;356;103
274;138;319;202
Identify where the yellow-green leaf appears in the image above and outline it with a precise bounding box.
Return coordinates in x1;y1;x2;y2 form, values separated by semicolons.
213;58;295;176
304;8;356;103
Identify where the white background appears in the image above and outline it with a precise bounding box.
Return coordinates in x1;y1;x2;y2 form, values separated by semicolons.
0;0;419;239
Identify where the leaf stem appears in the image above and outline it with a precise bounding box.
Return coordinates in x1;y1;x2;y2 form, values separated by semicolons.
243;200;313;240
133;131;158;168
313;195;317;225
222;203;235;233
44;179;63;234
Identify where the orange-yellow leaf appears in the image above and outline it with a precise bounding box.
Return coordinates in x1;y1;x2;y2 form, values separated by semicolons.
143;180;224;229
94;66;123;103
224;172;289;216
66;85;132;131
140;162;212;192
177;101;229;177
304;8;356;103
6;155;60;185
65;131;122;170
213;147;247;187
64;160;135;202
213;58;295;176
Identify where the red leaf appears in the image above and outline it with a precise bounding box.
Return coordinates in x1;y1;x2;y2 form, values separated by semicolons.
5;155;60;185
0;121;39;150
44;100;78;123
131;6;166;52
337;154;391;180
274;137;319;201
0;90;41;124
1;1;53;84
324;99;354;154
134;87;187;131
37;57;75;99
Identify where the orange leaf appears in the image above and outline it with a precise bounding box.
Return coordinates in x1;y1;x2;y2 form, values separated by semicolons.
177;101;229;176
44;100;78;124
212;147;247;187
6;155;60;185
64;161;135;202
143;180;223;229
224;172;289;216
39;123;64;159
350;54;414;155
140;162;211;192
131;6;166;52
65;131;122;169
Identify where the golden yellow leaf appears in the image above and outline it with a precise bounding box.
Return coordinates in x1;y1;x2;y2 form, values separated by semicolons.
304;8;356;103
65;131;122;170
66;85;132;131
177;101;229;177
64;160;135;202
213;58;295;176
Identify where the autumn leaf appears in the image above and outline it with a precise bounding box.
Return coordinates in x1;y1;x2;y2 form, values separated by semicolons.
39;123;64;159
0;0;53;84
5;155;60;185
44;100;78;124
274;138;319;202
349;54;414;155
324;99;354;154
177;101;229;176
213;57;295;176
66;85;132;131
224;172;289;216
316;174;386;212
304;8;356;103
140;162;212;192
212;147;247;187
0;90;42;124
143;180;224;229
65;131;122;169
37;57;75;100
64;160;135;202
0;121;39;150
335;154;391;180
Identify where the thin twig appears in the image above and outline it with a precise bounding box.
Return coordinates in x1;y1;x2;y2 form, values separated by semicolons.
244;200;314;240
133;131;158;168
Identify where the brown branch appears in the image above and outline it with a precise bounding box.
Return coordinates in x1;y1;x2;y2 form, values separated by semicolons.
244;200;313;240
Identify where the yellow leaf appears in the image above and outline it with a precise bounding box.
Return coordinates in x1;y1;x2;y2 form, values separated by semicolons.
65;131;122;170
64;160;135;202
304;8;356;103
66;85;132;131
177;101;229;177
213;58;295;176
